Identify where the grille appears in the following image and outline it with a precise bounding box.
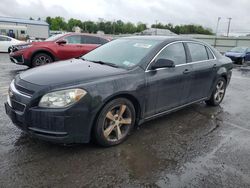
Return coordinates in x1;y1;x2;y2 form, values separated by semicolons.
15;83;34;96
11;100;26;113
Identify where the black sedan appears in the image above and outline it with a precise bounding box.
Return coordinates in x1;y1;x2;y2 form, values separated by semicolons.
5;36;233;146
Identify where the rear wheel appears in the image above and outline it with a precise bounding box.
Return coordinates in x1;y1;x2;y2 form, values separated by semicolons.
32;53;53;67
94;98;136;147
206;77;226;106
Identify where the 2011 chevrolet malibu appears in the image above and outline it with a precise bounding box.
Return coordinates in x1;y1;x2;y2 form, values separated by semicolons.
5;36;233;146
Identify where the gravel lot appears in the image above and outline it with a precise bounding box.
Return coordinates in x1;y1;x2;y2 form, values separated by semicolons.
0;53;250;188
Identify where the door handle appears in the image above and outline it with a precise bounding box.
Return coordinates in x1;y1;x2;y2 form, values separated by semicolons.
183;69;191;74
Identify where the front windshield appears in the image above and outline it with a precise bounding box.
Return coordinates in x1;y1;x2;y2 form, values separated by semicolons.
230;47;247;53
82;38;160;68
45;33;66;41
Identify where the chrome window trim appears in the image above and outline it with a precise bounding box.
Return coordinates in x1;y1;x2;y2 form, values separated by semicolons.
145;40;217;73
10;80;31;98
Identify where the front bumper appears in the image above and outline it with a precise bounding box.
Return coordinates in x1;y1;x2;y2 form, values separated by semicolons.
225;55;243;63
5;101;92;143
4;79;94;144
5;101;93;144
9;51;30;66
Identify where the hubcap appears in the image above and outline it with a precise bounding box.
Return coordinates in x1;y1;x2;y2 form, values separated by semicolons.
35;56;51;66
214;80;225;103
103;104;132;142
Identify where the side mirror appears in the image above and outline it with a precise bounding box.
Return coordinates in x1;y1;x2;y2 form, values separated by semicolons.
56;39;67;45
151;58;175;70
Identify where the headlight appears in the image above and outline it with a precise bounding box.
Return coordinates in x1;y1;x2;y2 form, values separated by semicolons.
39;89;87;108
17;44;32;50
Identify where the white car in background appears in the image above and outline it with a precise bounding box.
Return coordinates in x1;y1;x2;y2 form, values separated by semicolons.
0;35;23;53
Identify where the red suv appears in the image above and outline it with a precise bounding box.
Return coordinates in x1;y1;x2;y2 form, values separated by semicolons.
9;33;111;67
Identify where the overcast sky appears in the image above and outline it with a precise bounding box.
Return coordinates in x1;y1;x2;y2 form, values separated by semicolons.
0;0;249;34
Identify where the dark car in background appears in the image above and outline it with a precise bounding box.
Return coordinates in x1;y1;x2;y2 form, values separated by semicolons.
225;47;250;64
9;33;111;67
5;36;233;146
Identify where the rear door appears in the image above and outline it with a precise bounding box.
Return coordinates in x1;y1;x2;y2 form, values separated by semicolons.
185;42;217;102
79;35;100;55
0;36;11;52
145;42;193;116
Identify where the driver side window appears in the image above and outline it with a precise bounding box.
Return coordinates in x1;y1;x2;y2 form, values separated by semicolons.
155;42;186;65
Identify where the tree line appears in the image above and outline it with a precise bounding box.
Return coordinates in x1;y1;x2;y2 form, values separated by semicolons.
45;16;213;35
151;23;213;35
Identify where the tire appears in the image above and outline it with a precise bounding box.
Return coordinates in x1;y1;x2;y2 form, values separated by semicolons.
93;98;136;147
205;77;226;106
240;57;245;65
31;53;53;67
8;47;11;53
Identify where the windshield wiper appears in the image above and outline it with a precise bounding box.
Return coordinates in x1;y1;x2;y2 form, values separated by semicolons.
79;58;120;68
89;60;120;68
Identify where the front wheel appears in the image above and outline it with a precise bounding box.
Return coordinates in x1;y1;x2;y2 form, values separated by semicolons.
94;98;136;147
240;57;245;65
8;47;11;53
32;53;53;67
206;77;226;106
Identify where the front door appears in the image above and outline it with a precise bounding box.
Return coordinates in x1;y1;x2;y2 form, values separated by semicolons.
245;48;250;61
56;35;84;60
145;42;193;117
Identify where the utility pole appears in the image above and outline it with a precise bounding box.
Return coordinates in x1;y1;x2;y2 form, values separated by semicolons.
215;17;221;36
113;20;116;35
155;20;158;35
227;18;232;37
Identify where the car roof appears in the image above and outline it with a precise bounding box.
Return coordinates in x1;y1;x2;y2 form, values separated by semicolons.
62;32;111;40
122;35;199;43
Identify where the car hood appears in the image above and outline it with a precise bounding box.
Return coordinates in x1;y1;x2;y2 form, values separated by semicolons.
19;59;127;86
225;51;245;57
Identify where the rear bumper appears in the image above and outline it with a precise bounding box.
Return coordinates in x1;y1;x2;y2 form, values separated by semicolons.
5;102;92;144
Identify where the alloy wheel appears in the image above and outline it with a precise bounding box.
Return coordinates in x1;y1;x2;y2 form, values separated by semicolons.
35;55;51;66
103;104;132;142
214;80;225;103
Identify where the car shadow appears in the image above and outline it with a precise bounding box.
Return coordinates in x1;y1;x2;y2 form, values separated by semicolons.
13;102;222;151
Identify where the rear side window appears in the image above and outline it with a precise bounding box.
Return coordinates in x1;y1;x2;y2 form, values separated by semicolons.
206;47;214;59
155;42;186;65
83;36;100;44
0;36;9;41
187;43;208;62
99;38;109;45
